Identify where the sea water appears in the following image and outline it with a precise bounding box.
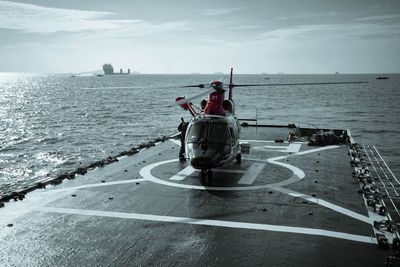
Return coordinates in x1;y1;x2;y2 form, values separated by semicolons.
1;73;399;195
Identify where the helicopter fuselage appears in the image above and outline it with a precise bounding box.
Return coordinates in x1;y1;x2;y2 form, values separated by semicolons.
185;114;241;171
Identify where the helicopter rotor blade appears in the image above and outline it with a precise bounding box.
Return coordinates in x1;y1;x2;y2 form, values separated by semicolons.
232;81;368;87
175;88;215;106
181;84;208;88
81;85;181;90
81;86;142;90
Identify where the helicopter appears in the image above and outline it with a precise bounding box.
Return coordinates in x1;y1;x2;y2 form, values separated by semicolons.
175;68;367;179
176;68;241;177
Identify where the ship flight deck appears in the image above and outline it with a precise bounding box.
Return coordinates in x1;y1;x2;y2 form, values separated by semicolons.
0;125;396;266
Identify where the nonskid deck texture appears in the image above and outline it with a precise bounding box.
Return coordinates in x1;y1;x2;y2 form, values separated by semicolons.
0;126;394;266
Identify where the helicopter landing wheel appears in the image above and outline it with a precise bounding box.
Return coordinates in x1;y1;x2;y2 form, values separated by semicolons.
200;169;212;185
236;153;242;164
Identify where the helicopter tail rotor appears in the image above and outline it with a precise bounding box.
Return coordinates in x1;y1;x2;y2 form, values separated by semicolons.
175;96;206;116
175;88;215;106
175;97;191;110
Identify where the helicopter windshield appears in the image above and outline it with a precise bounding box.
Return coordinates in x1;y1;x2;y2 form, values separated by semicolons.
188;121;205;143
187;121;230;145
207;123;229;144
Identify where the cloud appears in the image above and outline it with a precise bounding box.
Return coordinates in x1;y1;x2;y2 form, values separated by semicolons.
0;0;186;36
277;11;340;20
0;0;139;33
76;21;188;40
231;25;260;30
2;41;86;49
261;21;400;41
355;14;400;22
196;38;226;44
201;7;244;16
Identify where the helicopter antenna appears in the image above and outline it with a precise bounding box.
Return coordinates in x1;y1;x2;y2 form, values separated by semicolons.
228;67;233;100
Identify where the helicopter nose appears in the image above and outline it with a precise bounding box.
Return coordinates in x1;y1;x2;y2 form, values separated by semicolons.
190;157;213;169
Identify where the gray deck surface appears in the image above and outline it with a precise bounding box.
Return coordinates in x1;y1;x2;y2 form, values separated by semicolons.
0;126;387;266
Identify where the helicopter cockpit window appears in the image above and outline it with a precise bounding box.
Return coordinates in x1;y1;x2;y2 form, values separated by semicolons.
187;122;205;143
187;121;230;145
207;123;229;144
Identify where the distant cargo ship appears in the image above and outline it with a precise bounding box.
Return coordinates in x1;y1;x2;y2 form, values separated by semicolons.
376;76;389;80
102;64;130;75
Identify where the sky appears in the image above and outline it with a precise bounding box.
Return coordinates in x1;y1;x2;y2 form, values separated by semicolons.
0;0;399;74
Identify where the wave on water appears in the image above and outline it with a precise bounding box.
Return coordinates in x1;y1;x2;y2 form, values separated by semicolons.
360;129;397;134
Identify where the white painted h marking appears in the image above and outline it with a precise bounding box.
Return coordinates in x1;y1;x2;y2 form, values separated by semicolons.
170;166;195;180
170;163;265;185
238;163;266;185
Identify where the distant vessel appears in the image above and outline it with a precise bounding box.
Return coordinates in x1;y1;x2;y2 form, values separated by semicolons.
376;76;389;80
102;64;130;75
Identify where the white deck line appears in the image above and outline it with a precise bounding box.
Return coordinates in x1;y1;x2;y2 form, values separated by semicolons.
240;140;289;144
361;145;400;240
35;206;376;245
272;187;372;224
369;147;400;196
364;145;400;217
295;145;341;156
365;145;398;193
262;145;287;149
373;145;400;184
367;147;398;194
237;163;266;185
286;143;302;153
170;166;195;180
257;143;301;153
267;160;305;180
267;145;341;161
50;178;148;192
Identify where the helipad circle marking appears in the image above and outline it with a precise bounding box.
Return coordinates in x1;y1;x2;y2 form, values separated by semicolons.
139;158;305;191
